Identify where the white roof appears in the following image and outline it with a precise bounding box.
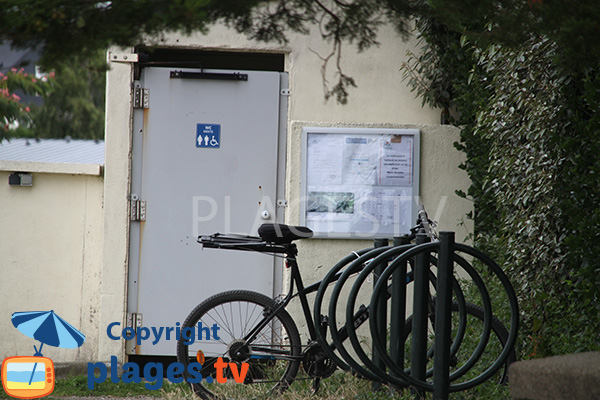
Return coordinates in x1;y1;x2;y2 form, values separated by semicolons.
0;138;105;164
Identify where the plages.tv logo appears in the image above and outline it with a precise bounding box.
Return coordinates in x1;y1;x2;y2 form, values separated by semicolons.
87;321;250;390
2;310;86;399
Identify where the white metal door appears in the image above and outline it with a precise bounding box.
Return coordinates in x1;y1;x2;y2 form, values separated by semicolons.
128;67;287;355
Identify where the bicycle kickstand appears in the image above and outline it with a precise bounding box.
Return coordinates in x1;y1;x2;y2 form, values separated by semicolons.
311;377;321;395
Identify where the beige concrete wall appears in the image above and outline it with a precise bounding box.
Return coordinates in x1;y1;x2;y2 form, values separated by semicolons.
0;163;104;362
152;22;441;125
99;53;134;363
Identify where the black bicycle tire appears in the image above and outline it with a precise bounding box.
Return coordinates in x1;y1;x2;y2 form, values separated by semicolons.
403;301;517;384
176;290;302;400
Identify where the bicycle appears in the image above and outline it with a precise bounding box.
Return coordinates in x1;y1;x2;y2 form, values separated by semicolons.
176;206;517;399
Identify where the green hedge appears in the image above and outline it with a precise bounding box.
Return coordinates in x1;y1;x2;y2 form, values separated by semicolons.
470;37;600;356
405;21;600;358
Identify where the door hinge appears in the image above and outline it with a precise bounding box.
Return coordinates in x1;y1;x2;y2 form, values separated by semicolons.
133;87;149;109
130;196;146;221
126;313;143;354
127;312;143;330
280;88;290;96
277;199;288;207
109;52;139;63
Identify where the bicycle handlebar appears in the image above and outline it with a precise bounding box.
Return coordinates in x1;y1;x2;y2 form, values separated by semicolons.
417;204;431;233
410;204;438;240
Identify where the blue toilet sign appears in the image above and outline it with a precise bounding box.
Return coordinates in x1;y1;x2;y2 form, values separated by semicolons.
196;124;221;148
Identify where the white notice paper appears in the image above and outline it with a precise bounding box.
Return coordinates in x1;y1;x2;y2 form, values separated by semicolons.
306;135;343;185
378;135;413;186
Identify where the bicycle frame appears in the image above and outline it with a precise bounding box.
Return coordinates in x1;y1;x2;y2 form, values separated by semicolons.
198;227;427;351
197;206;438;360
238;242;354;350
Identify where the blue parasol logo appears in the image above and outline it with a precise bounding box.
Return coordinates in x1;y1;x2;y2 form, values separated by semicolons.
11;310;86;356
2;310;86;398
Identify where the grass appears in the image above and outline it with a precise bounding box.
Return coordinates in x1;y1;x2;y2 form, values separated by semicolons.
0;369;510;399
0;374;189;399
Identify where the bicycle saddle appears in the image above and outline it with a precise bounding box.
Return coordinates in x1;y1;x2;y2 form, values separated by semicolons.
258;223;313;244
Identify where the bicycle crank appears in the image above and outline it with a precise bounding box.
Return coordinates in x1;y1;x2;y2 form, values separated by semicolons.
302;342;337;379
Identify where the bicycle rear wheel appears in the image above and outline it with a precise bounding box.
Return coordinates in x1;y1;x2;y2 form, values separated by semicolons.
176;290;301;400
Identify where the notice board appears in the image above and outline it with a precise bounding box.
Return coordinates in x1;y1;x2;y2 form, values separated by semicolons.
300;127;420;238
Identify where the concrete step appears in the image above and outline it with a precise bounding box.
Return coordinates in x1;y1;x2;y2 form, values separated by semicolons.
510;351;600;399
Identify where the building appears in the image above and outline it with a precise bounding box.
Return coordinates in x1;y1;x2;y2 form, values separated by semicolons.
1;19;471;365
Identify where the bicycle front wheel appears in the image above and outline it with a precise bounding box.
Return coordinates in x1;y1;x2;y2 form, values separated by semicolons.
176;290;301;400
